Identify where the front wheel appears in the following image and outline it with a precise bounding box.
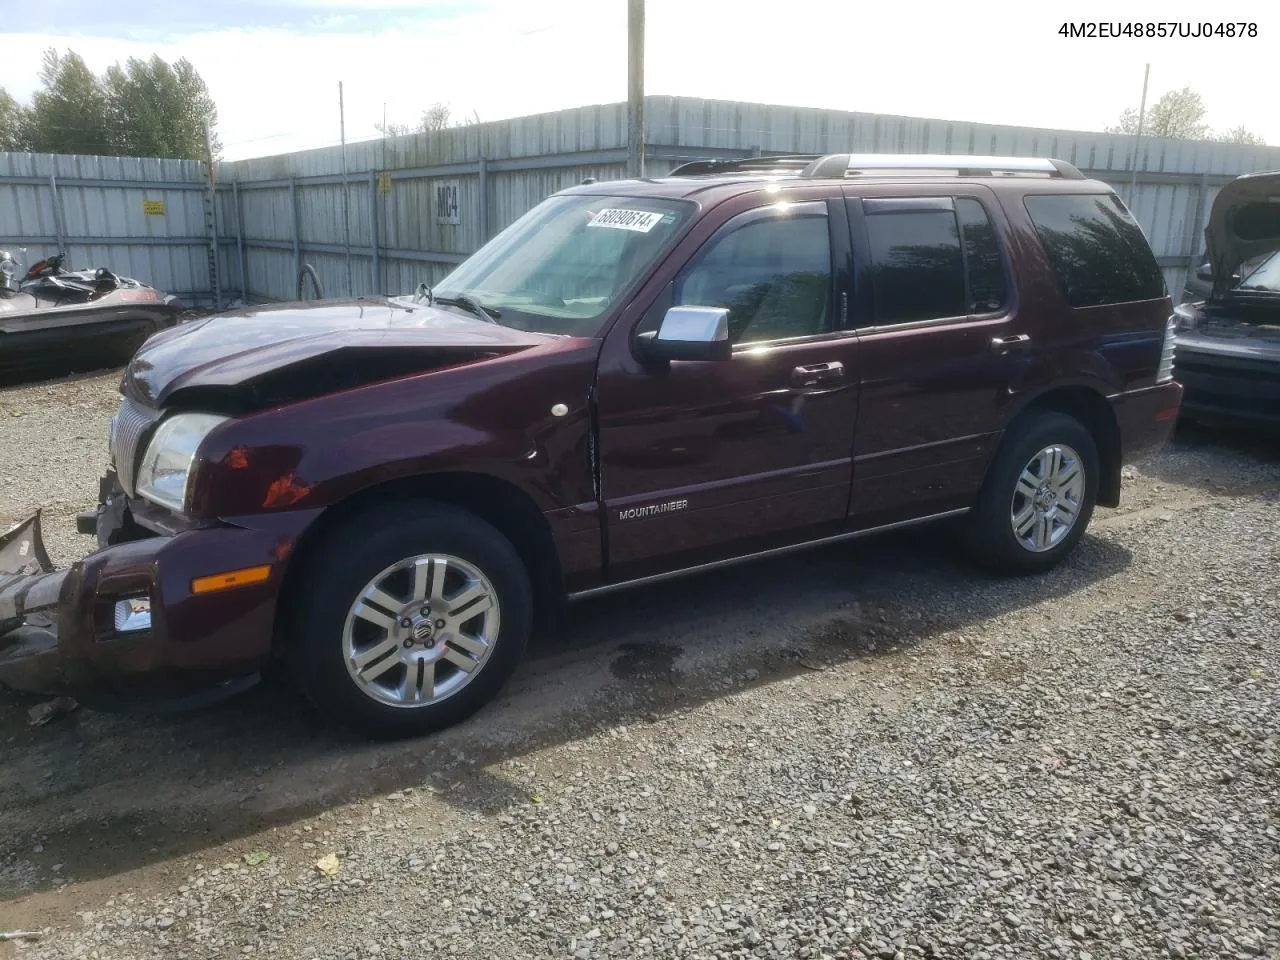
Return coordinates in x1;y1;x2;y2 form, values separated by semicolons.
289;501;532;739
964;411;1099;575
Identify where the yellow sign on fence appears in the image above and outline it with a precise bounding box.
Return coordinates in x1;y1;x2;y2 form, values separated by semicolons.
143;199;165;216
377;172;392;196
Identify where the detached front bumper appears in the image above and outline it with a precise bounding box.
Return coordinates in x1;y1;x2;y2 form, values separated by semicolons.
1;491;316;711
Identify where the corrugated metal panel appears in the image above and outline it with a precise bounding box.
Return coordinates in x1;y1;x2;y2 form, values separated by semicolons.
0;151;215;304
5;96;1280;304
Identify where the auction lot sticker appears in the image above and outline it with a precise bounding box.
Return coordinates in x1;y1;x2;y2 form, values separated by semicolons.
589;208;664;232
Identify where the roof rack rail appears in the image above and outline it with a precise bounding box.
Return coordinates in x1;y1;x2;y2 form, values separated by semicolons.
666;154;823;177
805;153;1085;179
664;153;1086;181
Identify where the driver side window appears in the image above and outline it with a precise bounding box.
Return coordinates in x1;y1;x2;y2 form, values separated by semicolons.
674;205;832;345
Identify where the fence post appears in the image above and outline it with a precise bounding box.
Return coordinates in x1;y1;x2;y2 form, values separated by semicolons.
1185;171;1210;278
290;177;301;296
478;156;489;244
369;170;380;295
47;174;65;257
233;180;247;303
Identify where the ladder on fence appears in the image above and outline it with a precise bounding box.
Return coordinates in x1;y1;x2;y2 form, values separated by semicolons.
203;120;221;310
202;177;220;310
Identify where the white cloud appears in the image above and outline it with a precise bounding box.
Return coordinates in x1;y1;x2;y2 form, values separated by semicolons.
2;0;1276;161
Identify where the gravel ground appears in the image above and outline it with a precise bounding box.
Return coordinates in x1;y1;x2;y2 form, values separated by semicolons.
1;370;1279;960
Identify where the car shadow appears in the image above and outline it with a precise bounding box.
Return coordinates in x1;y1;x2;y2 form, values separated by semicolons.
0;521;1135;903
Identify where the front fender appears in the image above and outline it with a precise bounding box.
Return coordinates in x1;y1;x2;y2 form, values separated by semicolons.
188;340;600;519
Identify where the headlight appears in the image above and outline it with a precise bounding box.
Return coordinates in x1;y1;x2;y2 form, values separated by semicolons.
135;412;229;512
1172;303;1199;333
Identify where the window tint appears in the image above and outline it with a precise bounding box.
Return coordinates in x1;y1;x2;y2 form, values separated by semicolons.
1024;193;1166;307
956;198;1008;313
865;209;965;323
675;210;831;344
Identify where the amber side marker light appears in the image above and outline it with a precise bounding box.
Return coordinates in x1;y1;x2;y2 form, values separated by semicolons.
191;564;272;595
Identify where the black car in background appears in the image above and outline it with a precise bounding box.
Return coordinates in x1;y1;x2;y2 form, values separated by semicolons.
1173;170;1280;427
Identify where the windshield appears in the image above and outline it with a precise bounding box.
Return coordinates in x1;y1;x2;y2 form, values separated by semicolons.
1238;249;1280;293
431;194;695;336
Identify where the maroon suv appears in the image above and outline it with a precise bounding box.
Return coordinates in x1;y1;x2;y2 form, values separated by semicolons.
0;153;1182;737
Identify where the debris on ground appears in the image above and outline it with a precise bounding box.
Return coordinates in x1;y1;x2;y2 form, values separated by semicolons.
0;930;44;941
26;696;78;726
313;853;340;877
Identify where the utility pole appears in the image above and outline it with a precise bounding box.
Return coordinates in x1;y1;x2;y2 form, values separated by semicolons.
1128;63;1150;205
339;81;353;298
626;0;644;179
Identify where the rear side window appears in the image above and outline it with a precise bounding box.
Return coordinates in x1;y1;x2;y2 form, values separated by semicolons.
864;204;965;324
956;198;1008;313
861;197;1009;325
1024;193;1166;307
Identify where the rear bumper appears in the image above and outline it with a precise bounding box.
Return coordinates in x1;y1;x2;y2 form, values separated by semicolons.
0;506;315;710
1173;342;1280;425
1111;380;1184;461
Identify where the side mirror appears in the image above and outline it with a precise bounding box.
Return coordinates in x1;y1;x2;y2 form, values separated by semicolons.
1195;262;1213;283
634;306;731;362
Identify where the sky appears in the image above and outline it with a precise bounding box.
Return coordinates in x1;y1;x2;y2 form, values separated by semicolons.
0;0;1276;161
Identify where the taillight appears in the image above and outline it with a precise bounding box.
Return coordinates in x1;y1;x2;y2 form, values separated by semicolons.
1156;316;1176;383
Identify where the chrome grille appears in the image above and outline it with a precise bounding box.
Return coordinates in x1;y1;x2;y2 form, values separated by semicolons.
112;397;162;497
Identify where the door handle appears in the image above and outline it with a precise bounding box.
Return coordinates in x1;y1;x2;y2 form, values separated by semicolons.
791;361;845;387
990;334;1031;354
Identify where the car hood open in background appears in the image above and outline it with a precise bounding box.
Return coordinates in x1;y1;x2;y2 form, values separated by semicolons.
123;297;558;409
1205;170;1280;299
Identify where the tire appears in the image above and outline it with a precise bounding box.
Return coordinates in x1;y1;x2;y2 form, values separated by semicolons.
963;411;1099;575
289;500;532;739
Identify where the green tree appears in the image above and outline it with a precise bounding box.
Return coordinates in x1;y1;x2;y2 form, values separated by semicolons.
0;88;30;151
104;55;219;159
1107;86;1265;144
1215;125;1266;146
375;102;468;138
15;48;218;159
1107;87;1210;140
25;49;114;155
375;120;413;137
421;102;452;131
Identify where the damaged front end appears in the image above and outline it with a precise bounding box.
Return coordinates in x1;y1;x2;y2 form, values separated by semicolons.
0;511;71;694
0;476;279;710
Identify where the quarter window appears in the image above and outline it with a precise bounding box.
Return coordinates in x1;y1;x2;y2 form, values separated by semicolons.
1024;193;1166;307
675;208;832;344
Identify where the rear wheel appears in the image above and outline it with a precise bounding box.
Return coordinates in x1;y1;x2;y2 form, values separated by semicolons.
290;501;531;739
964;411;1099;575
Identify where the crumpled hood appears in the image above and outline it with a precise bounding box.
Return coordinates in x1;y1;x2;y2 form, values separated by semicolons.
124;296;556;406
1205;170;1280;299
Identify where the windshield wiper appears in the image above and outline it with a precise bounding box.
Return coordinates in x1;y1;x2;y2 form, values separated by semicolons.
434;293;501;324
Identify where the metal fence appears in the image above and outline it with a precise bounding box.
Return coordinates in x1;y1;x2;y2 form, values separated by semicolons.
0;152;218;304
6;95;1280;309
